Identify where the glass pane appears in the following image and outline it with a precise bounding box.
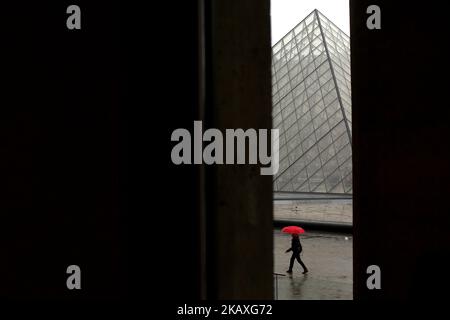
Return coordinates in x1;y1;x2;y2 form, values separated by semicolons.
310;169;325;190
330;181;344;193
285;123;299;141
314;182;327;193
342;172;352;193
302;135;317;155
292;168;308;191
318;132;332;153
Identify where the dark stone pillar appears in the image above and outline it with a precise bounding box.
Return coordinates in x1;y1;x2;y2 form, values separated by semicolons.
204;0;273;299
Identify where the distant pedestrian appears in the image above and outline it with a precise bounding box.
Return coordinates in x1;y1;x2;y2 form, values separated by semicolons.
286;233;308;274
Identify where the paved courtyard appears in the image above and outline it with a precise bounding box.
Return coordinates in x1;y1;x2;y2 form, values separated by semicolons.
273;228;353;300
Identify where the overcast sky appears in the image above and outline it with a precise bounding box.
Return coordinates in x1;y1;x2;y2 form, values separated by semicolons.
271;0;350;45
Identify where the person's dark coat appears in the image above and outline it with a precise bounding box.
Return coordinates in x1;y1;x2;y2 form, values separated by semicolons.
286;236;302;253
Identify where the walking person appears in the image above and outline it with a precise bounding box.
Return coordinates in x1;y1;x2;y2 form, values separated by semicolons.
286;233;308;274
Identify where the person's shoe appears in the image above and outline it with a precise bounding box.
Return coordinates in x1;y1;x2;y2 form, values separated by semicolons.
302;269;309;274
286;270;292;274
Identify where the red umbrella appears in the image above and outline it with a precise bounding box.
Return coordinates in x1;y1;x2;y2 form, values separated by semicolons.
281;226;305;234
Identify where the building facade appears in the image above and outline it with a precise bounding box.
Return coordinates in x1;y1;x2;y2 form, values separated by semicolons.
272;10;352;194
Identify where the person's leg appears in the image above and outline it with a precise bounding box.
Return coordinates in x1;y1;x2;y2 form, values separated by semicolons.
295;253;308;273
287;253;295;272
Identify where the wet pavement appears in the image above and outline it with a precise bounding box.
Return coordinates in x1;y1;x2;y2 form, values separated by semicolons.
273;229;353;300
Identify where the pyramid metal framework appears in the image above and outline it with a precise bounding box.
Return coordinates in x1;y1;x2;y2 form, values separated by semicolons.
272;10;352;194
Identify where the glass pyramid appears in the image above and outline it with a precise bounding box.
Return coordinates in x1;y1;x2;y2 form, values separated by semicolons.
272;10;352;194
